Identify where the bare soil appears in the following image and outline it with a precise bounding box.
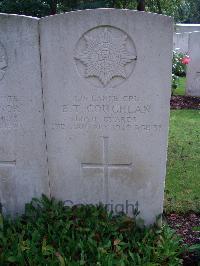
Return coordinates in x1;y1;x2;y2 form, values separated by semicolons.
166;212;200;265
170;96;200;110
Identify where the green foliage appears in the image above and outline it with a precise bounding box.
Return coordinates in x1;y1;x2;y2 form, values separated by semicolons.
146;0;187;22
0;0;198;22
173;77;186;96
171;51;187;95
187;243;200;263
190;227;200;257
0;0;51;17
0;195;183;265
184;0;200;23
172;74;179;95
188;243;200;253
172;51;186;77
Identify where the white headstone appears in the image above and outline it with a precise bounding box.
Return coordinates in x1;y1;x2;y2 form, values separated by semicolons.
186;31;200;96
0;14;49;214
40;9;173;225
176;23;200;33
173;32;190;54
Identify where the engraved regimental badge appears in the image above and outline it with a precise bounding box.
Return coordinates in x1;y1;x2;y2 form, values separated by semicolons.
75;26;137;88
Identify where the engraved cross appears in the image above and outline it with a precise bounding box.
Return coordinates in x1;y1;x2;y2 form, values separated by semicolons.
81;137;133;204
0;160;16;182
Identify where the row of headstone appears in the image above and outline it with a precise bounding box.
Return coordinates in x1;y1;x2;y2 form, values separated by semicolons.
173;24;200;53
173;24;200;54
186;32;200;96
173;32;191;54
175;23;200;33
0;10;173;225
173;24;200;96
0;14;49;214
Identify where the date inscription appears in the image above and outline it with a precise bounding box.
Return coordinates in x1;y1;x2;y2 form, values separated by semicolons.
52;94;162;132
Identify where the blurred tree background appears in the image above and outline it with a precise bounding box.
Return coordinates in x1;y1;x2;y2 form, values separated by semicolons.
0;0;199;22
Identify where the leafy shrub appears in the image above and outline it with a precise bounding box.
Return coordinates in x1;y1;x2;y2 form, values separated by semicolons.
0;195;183;265
172;73;180;95
172;51;187;77
171;51;190;95
187;227;200;263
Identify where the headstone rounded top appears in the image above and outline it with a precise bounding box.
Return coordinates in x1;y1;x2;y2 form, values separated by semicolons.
40;8;173;22
74;25;137;88
0;42;7;81
0;13;39;20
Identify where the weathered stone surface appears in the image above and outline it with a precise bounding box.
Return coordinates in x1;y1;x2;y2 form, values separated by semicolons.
40;9;173;224
173;32;190;54
0;14;49;215
186;31;200;96
176;23;200;33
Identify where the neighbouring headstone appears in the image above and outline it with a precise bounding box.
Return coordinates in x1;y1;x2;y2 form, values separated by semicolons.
186;31;200;96
40;9;173;224
0;14;49;215
176;23;200;33
173;32;191;54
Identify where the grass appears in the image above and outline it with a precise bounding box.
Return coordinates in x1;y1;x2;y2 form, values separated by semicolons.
165;109;200;213
0;196;183;265
173;77;186;96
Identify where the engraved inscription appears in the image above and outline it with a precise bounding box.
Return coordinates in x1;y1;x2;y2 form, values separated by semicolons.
0;96;20;129
0;42;7;81
0;160;16;166
75;26;137;88
81;137;132;204
52;94;162;133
